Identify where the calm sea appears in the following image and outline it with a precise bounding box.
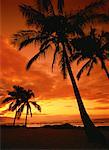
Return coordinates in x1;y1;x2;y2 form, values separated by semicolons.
1;118;109;127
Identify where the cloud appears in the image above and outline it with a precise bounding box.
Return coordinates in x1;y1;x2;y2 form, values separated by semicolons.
89;106;109;110
0;109;9;116
0;38;55;101
76;61;109;102
93;118;109;124
0;36;109;107
0;37;75;103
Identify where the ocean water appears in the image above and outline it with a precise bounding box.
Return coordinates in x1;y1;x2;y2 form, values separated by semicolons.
1;115;109;127
1;118;109;127
27;120;109;127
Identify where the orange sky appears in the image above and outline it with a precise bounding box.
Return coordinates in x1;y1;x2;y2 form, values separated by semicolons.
0;0;109;126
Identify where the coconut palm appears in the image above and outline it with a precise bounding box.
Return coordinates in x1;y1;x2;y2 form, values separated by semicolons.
11;0;109;142
2;85;41;126
70;28;109;80
2;85;24;126
16;88;41;127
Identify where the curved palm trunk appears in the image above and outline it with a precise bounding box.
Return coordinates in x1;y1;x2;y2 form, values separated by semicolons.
25;105;28;127
13;110;17;126
63;44;105;143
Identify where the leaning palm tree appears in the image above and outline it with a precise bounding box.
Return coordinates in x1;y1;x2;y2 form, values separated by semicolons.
11;0;109;142
16;88;41;127
2;85;41;126
70;28;109;80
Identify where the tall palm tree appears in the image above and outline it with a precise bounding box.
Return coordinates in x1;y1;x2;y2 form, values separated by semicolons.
70;28;109;80
2;86;41;126
11;0;109;142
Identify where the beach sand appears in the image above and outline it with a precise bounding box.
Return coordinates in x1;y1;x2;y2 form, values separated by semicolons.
1;126;109;149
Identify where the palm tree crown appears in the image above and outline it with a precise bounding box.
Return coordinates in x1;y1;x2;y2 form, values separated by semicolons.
16;87;41;120
11;0;109;142
70;28;109;80
12;0;109;79
2;85;24;112
2;85;41;126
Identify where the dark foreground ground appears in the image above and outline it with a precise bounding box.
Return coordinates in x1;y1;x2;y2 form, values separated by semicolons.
1;125;109;149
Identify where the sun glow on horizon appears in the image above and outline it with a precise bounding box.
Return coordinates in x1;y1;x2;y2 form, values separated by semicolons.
0;98;109;120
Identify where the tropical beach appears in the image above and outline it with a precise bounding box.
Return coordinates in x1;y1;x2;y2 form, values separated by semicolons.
0;0;109;149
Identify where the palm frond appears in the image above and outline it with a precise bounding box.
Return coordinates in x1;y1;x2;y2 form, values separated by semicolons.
28;90;35;98
82;0;107;13
19;4;45;26
12;30;40;50
77;0;107;18
34;0;42;12
87;57;97;76
69;0;108;26
31;102;41;112
35;0;54;15
2;97;13;103
26;103;30;115
100;59;109;78
100;58;107;68
26;38;54;69
70;13;109;28
26;44;50;70
59;52;67;79
77;56;86;65
9;102;14;110
71;25;85;36
69;52;80;62
28;103;32;117
40;38;52;50
10;103;19;111
77;59;91;80
66;41;73;55
19;37;37;50
52;42;60;71
8;91;17;98
101;42;109;51
16;104;25;119
85;14;109;24
13;85;24;91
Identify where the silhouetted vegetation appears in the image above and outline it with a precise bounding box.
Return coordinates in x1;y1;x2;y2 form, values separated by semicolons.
11;0;109;143
70;28;109;79
2;85;41;126
42;123;77;129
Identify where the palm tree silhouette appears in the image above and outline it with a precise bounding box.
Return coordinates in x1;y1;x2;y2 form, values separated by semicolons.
16;88;41;127
71;28;109;80
2;85;24;126
2;85;41;126
11;0;109;142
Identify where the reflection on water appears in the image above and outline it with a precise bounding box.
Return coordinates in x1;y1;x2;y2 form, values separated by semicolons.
1;118;109;127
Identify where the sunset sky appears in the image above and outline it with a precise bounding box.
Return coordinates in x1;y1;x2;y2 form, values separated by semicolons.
0;0;109;126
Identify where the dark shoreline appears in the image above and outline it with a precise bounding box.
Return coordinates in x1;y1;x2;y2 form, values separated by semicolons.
1;124;109;149
1;123;109;129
